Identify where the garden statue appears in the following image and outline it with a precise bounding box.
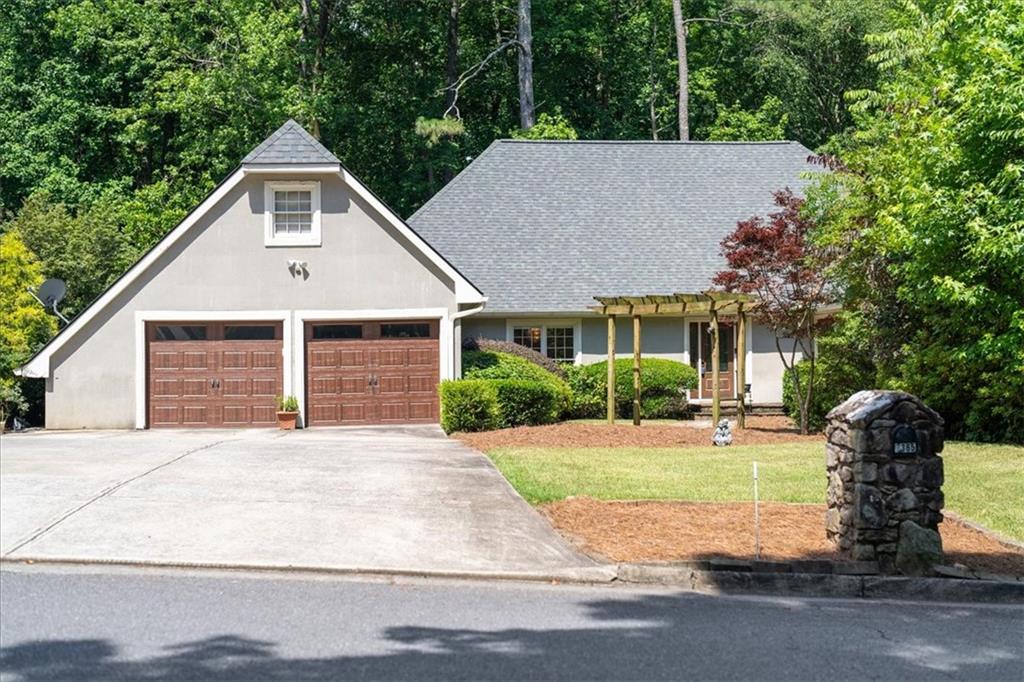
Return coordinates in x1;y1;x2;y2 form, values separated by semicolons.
712;418;732;446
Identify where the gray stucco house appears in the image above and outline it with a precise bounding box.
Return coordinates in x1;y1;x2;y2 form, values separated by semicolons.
408;137;814;408
20;120;812;429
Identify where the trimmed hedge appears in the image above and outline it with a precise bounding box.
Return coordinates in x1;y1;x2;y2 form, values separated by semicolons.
439;380;499;433
439;378;561;432
491;379;562;428
463;350;571;412
568;358;698;419
462;337;566;378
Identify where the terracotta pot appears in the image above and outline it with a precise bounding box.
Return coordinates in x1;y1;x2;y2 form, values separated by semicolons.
276;411;299;430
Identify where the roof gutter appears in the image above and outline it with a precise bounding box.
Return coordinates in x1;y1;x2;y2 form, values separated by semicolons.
451;299;488;320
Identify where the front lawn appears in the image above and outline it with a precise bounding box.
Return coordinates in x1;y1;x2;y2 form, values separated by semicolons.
487;441;1024;541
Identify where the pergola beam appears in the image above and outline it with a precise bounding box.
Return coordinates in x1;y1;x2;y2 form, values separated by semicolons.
595;291;758;428
607;315;616;424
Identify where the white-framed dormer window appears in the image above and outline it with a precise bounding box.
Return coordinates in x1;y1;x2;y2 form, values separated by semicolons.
264;181;322;247
506;319;581;363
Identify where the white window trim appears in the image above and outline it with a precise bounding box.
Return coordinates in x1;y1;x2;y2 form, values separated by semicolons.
505;319;582;364
264;180;322;247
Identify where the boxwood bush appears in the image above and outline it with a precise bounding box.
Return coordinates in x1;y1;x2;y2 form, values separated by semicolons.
462;337;566;378
439;380;499;433
463;350;570;413
490;379;562;428
569;358;698;419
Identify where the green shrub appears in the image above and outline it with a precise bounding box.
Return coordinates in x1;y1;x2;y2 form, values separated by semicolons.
463;350;570;413
782;358;866;432
491;379;562;428
565;363;606;418
463;337;566;378
575;359;699;419
439;380;500;433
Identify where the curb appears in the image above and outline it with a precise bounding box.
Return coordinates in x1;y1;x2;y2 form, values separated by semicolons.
4;557;1021;604
0;556;618;586
616;563;1024;603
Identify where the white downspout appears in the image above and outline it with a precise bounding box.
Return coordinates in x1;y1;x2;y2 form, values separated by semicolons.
450;299;487;379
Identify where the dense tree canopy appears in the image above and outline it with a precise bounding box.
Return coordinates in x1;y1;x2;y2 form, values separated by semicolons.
811;0;1024;442
1;0;1018;440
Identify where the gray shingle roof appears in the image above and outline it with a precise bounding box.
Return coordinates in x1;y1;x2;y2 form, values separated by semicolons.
407;139;819;313
242;119;341;165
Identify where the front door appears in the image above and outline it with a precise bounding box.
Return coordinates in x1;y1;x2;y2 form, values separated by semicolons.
688;321;736;399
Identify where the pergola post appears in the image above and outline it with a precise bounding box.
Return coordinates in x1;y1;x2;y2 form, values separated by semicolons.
632;314;642;426
607;314;616;424
736;304;747;429
710;304;720;425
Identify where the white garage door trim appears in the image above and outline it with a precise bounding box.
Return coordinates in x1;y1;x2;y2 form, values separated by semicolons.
134;310;292;429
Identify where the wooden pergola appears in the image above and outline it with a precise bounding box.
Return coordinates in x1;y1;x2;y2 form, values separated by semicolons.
590;292;758;428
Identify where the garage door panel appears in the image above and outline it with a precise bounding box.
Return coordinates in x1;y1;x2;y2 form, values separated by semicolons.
340;376;369;395
252;351;279;369
306;321;438;426
252;378;279;397
408;349;435;366
378;375;407;395
408;401;436;421
147;322;282;428
152;351;183;371
338;349;367;367
310;349;336;368
181;405;210;425
182;351;211;370
406;374;436;394
340;402;371;423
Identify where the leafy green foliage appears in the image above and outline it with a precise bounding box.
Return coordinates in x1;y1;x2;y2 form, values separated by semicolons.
439;379;500;433
275;395;299;412
490;379;563;428
707;96;788;141
462;337;566;377
812;0;1024;443
573;359;698;419
0;231;57;423
510;111;578;140
462;350;570;408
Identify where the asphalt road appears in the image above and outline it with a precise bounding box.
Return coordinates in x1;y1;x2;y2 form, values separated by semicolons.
1;565;1022;681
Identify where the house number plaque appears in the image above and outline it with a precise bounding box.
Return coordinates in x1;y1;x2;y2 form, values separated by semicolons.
892;423;919;457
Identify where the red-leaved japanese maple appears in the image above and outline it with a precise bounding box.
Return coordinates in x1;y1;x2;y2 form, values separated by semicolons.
713;189;833;434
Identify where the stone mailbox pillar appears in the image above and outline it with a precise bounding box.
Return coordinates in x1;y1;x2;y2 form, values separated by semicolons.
825;390;945;574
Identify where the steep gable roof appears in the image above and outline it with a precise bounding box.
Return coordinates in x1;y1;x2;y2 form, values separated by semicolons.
408;139;820;313
18;120;482;379
242;119;341;165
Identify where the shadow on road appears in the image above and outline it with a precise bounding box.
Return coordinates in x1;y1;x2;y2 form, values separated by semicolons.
2;592;1020;681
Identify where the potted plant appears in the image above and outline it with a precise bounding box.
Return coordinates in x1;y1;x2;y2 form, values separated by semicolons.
275;395;300;430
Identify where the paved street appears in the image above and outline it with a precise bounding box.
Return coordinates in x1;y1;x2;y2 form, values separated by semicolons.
0;428;596;577
1;565;1022;681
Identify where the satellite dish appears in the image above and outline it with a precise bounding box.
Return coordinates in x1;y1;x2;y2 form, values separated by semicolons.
37;279;67;308
28;279;69;325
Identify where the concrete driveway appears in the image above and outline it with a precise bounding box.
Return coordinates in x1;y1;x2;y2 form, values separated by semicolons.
0;427;603;579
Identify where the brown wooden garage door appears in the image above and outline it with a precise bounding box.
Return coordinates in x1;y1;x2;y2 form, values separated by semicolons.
147;322;283;427
305;320;439;426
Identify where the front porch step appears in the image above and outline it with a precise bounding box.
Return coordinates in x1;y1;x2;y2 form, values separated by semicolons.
693;402;786;417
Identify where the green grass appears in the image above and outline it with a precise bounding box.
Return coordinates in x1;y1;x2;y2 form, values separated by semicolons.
487;441;1024;540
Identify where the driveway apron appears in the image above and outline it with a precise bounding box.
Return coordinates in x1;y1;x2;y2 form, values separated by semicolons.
0;427;598;577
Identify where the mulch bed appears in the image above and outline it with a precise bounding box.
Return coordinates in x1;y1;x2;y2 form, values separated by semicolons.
457;416;818;450
541;498;1024;578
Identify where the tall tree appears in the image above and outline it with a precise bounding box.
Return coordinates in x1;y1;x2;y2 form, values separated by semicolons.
714;190;834;434
517;0;535;129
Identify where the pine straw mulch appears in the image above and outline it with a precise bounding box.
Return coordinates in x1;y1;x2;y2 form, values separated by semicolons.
541;498;1024;579
457;416;818;450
